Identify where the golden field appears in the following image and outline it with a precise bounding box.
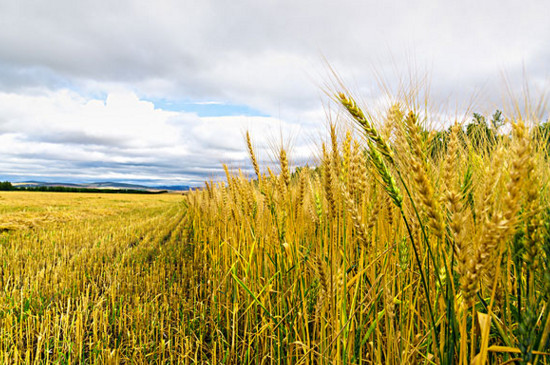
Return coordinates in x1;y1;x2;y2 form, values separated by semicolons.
0;192;198;363
1;92;550;364
184;94;550;364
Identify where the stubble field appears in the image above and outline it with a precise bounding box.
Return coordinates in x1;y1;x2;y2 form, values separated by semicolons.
0;192;200;363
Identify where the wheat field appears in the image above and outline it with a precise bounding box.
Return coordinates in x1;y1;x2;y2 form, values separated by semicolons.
1;92;550;364
185;94;550;364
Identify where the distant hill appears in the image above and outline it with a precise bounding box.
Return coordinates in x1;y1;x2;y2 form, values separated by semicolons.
12;181;190;192
152;185;191;191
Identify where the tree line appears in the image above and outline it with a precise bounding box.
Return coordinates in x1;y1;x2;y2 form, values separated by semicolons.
425;110;550;158
0;182;166;194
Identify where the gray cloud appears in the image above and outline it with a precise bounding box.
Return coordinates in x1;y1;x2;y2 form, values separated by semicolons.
0;0;548;185
2;1;547;112
22;130;125;147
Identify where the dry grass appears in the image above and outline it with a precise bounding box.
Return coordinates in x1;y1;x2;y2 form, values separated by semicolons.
0;192;200;363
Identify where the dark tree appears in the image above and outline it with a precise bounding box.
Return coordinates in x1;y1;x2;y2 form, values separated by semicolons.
0;181;14;191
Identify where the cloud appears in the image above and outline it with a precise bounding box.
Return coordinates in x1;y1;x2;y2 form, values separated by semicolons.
0;1;548;184
0;89;312;185
3;1;545;106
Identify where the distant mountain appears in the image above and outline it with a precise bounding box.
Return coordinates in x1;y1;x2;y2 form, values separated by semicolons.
85;182;152;190
13;181;190;192
153;185;190;191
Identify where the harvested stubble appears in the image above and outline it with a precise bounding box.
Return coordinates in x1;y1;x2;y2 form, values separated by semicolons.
0;192;203;364
185;94;550;364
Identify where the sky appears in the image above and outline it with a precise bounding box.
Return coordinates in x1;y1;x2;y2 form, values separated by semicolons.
0;0;548;186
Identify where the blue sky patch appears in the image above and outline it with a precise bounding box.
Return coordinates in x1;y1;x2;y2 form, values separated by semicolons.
149;98;270;117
